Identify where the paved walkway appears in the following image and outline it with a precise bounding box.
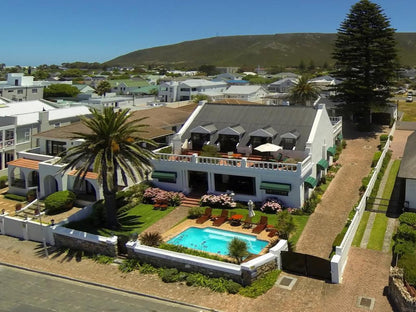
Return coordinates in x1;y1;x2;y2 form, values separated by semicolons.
296;123;382;258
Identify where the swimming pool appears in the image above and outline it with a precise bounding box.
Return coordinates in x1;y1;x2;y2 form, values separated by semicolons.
167;227;268;256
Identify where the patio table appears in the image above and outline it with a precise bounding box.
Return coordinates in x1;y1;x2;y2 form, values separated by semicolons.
230;214;243;225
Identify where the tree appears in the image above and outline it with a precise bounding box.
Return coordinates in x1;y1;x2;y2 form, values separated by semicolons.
191;94;208;104
332;0;398;129
59;107;156;228
198;64;218;76
275;210;295;240
44;84;80;98
289;75;320;105
228;238;249;264
96;80;111;96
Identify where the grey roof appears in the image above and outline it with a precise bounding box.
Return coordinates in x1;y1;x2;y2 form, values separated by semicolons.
398;131;416;179
183;103;318;150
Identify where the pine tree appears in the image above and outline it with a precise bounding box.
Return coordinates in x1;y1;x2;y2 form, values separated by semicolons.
332;0;398;129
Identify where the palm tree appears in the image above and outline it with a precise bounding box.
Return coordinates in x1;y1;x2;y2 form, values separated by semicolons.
289;75;320;106
59;107;156;228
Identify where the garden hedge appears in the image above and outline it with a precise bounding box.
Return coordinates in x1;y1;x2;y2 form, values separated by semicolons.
45;190;76;215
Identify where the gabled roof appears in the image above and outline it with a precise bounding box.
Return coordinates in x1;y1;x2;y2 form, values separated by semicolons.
249;127;277;137
191;124;217;134
180;79;227;88
223;85;266;95
109;79;149;88
398;131;416;179
182;103;317;150
218;125;245;136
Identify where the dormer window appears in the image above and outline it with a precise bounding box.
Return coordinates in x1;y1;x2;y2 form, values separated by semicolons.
280;130;300;150
217;125;244;153
190;124;217;150
248;127;277;154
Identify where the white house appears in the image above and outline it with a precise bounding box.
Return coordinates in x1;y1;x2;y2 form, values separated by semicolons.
268;78;298;93
397;131;416;211
0;73;44;101
150;102;342;208
222;85;269;102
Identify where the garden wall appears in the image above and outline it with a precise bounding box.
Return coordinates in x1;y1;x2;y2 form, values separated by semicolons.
388;267;416;312
331;123;396;283
126;239;288;285
52;226;117;257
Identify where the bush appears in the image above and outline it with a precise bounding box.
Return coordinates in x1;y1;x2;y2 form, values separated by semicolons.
398;252;416;286
4;193;26;202
228;238;249;264
91;255;114;264
200;194;236;209
142;187;184;206
200;145;219;157
0;176;8;188
158;268;187;283
139;232;163;247
396;224;416;242
238;270;280;298
260;198;282;213
118;259;140;273
159;243;226;262
371;151;382;167
275;210;296;239
44;190;76;215
399;212;416;227
380;134;389;142
188;206;204;219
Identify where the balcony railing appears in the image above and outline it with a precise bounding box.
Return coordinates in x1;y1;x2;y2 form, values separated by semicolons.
0;139;15;149
330;116;342;135
154;152;302;172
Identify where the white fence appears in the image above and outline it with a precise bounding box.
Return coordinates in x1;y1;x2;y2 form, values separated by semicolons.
331;123;396;283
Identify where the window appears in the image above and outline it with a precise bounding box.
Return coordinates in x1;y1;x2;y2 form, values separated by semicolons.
214;174;255;195
180;88;190;92
16;127;30;143
46;140;66;156
191;88;197;91
17;89;23;94
32;88;38;93
54;123;61;128
281;138;296;150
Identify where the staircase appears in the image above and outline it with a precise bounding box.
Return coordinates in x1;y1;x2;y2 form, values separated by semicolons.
15;201;45;219
181;195;201;208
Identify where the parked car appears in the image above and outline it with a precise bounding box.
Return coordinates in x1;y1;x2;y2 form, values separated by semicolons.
406;95;413;102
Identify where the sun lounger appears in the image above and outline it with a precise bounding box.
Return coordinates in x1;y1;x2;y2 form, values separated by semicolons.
196;207;212;224
242;216;253;229
252;216;268;234
213;209;229;226
268;228;278;237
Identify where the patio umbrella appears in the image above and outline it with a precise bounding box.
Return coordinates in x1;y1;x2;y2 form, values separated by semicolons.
254;143;282;153
248;200;255;218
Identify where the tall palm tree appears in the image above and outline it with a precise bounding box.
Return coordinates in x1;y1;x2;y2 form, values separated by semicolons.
289;75;320;106
60;107;156;229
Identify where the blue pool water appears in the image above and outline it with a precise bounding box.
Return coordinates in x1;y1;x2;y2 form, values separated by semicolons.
167;227;268;256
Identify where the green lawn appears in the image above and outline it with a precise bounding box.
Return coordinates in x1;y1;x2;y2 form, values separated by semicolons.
65;204;175;237
210;208;308;246
352;211;370;247
381;160;401;201
399;100;416;122
367;213;388;251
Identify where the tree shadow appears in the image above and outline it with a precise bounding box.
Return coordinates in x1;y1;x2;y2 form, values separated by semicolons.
35;244;85;262
342;120;386;141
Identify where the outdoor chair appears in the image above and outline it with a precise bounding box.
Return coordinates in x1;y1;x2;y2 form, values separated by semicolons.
242;216;253;229
252;216;268;234
196;207;212;224
212;209;229;226
268;228;278;237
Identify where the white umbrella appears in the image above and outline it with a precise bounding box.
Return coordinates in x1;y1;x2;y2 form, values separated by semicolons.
254;143;282;153
248;200;255;218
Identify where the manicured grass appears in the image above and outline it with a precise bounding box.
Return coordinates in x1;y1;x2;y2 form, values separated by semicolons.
210;208;308;246
399;100;416;122
66;204;175;237
352;211;370;247
381;160;401;201
367;213;388;251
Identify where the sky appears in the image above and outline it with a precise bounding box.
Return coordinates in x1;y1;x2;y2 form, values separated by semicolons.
2;0;415;66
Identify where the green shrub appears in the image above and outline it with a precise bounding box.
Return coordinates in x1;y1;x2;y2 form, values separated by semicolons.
188;206;204;219
159;243;227;262
371;151;382;167
91;254;114;264
26;189;37;201
139;263;158;274
398;252;416;286
225;280;242;294
239;270;280;298
200;145;219;157
228;238;249;264
45;191;76;215
4;193;26;201
380;134;389;142
118;258;140;273
158;268;188;283
399;212;416;227
0;176;8;188
396;224;416;242
139;232;163;247
342;140;347;149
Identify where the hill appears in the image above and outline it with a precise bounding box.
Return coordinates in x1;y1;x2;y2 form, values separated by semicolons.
105;33;416;68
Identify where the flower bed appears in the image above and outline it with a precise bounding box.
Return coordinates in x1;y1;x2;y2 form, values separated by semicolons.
199;194;236;209
143;187;185;206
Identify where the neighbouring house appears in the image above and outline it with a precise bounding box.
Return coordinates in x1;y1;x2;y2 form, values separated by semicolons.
222;85;269;102
262;93;290;106
0;73;44;101
79;93;133;109
397;131;416;211
158;79;227;102
109;79;150;95
151;102;342;208
268;78;298;93
309;75;338;97
7;104;197;200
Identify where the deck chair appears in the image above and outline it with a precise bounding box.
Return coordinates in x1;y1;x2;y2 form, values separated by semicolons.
268;228;278;237
196;207;212;224
213;209;229;226
252;216;268;234
242;216;253;229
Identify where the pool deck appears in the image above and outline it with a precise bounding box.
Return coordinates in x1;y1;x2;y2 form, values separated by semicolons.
161;218;278;256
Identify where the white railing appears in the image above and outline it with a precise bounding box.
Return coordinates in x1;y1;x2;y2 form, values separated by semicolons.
331;122;395;283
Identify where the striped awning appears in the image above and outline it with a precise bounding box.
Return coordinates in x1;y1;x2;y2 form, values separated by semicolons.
327;146;336;156
304;176;317;188
317;159;329;170
260;182;291;192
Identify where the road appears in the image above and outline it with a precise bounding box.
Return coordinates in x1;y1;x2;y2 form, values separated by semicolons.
0;264;210;312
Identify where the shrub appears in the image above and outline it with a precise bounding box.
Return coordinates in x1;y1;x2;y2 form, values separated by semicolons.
396;224;416;242
398;252;416;286
139;232;163;247
118;259;140;273
238;270;280;298
139;263;158;274
275;210;296;239
371;151;382;167
4;193;26;202
342;140;347;149
0;176;8;188
142;187;184;206
26;189;37;201
399;212;416;227
228;238;249;264
159;243;226;262
188;206;204;219
380;134;389;142
200;194;236;209
158;268;187;283
225;280;242;294
200;145;219;157
44;191;76;215
260;198;282;213
91;254;114;264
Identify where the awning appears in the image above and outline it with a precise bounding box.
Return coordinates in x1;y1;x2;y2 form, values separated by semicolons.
151;171;177;181
317;159;329;170
304;176;317;188
327;146;336;156
260;182;291;192
337;133;343;140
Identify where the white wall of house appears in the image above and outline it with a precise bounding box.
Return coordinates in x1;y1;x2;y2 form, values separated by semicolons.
405;178;416;211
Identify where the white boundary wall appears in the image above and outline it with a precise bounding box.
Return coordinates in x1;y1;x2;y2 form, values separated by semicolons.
331;123;396;283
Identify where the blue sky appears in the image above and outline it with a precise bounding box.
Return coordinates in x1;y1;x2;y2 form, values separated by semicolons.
2;0;415;66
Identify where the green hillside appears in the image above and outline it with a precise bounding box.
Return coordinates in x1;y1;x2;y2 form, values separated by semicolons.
105;33;416;68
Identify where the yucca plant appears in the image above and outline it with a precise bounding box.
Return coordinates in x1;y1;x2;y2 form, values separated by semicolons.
139;231;163;247
228;238;249;264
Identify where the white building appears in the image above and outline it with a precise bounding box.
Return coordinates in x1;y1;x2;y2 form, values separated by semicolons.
158;79;227;102
222;85;269;102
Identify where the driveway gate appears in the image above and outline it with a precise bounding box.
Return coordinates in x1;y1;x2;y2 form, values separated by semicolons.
281;251;331;280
